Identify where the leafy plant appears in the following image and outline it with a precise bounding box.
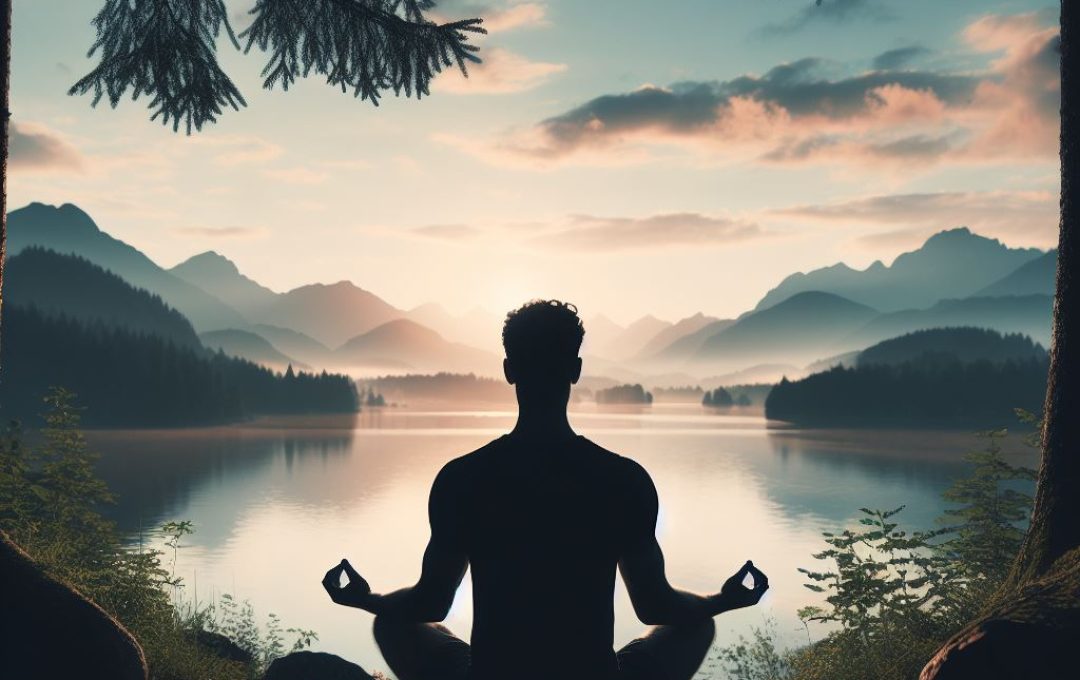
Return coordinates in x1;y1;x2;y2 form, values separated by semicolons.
715;618;792;680
717;417;1038;680
0;388;316;679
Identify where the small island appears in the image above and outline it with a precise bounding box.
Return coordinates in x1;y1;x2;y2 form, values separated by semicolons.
595;383;654;405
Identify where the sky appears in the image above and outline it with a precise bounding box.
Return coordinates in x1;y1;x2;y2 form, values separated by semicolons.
8;0;1062;324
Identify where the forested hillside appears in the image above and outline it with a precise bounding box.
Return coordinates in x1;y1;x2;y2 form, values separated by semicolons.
0;306;358;427
766;329;1049;428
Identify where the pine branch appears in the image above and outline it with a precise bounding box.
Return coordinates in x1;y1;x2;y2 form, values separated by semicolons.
240;0;486;104
68;0;486;133
68;0;244;134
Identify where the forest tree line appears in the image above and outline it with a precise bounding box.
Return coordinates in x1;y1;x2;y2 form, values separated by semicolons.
766;328;1050;428
766;356;1048;427
0;305;358;427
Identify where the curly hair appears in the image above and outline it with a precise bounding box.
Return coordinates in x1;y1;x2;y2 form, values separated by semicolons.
502;299;585;366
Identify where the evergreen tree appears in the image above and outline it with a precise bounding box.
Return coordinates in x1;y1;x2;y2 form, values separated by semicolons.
940;429;1037;591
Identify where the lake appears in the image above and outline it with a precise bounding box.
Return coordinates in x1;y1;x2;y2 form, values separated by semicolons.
87;406;1036;678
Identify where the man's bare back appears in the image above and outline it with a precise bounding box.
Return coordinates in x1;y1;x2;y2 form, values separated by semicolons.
321;300;768;680
432;433;655;677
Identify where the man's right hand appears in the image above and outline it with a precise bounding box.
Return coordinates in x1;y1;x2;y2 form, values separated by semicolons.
322;559;372;608
717;560;769;611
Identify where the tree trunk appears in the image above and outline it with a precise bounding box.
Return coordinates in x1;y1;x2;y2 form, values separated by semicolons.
1;0;10;365
1007;0;1080;589
921;4;1080;676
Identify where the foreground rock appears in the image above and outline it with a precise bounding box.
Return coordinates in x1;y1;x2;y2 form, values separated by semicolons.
265;651;376;680
0;530;148;680
196;629;256;665
921;547;1080;679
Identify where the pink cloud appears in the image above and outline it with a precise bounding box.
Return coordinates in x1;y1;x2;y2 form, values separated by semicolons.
435;47;566;94
9;122;85;173
444;11;1059;171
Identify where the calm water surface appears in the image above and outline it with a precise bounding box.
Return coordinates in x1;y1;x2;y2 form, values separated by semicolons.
88;406;1032;678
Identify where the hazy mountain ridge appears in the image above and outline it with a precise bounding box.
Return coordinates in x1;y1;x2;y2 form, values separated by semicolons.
172;249;407;348
6;248;202;350
4;202;1056;385
199;329;306;371
696;292;879;369
753;228;1044;313
336;318;500;376
974;250;1057;298
848;294;1053;349
8;203;247;332
170;251;279;313
857;327;1047;368
250;324;334;367
635;313;720;359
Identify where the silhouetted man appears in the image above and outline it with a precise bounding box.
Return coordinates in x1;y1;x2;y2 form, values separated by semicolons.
323;300;769;680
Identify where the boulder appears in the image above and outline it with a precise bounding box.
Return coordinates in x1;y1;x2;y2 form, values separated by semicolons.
0;530;148;680
196;629;256;665
265;651;376;680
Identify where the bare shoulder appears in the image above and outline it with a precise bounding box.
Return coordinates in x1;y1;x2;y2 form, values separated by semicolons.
575;436;656;490
433;436;508;489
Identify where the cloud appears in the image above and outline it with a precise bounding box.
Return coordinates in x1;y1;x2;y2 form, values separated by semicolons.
262;166;328;184
761;0;894;36
451;11;1059;170
188;135;283;165
434;1;549;32
435;47;566;94
484;2;548;31
9;122;85;173
174;226;263;239
533;213;767;252
872;46;930;71
411;224;481;240
775;190;1059;244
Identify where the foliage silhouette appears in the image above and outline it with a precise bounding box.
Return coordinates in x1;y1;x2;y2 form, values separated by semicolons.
766;329;1050;428
0;304;358;427
717;425;1037;680
703;386;735;408
857;328;1047;369
68;0;486;133
0;390;317;678
6;247;202;349
596;383;653;405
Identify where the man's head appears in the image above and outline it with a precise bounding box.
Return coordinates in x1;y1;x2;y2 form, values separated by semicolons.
502;300;584;401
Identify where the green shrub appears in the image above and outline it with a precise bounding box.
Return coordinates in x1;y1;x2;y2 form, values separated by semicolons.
717;422;1038;680
0;388;316;679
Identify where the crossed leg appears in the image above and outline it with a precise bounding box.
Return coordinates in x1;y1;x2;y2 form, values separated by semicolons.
373;616;715;680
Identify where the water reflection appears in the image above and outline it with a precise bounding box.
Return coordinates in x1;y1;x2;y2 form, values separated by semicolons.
84;408;1037;677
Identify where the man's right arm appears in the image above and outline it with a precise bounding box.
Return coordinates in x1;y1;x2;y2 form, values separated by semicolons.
617;461;768;625
322;462;468;622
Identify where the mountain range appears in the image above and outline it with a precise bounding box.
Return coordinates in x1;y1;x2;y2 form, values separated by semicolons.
5;202;1056;385
754;228;1045;312
8;203;246;331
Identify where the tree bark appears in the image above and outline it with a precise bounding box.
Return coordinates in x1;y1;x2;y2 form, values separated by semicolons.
1;0;10;366
1007;0;1080;588
921;5;1080;675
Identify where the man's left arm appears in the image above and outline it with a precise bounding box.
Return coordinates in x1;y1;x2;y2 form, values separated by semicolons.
322;464;468;621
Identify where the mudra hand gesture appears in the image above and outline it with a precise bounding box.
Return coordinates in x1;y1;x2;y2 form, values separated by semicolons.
322;559;370;608
719;560;769;610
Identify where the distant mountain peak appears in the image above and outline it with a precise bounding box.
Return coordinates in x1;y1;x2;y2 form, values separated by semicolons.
174;250;241;276
920;226;998;250
12;202;101;235
753;226;1043;313
776;290;877;312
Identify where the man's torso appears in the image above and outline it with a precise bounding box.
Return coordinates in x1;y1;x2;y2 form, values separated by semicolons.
436;434;646;680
